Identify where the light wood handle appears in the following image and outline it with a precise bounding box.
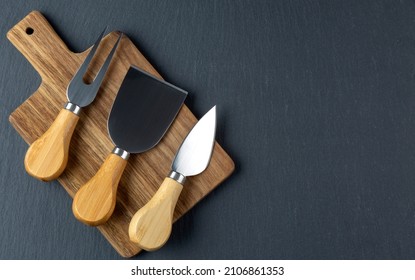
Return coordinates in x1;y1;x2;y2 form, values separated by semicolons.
129;177;183;251
72;153;127;226
24;109;79;181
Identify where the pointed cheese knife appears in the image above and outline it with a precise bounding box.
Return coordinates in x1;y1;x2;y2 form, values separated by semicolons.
72;66;187;226
128;105;217;251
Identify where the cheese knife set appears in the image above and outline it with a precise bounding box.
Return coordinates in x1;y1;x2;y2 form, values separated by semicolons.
7;11;234;257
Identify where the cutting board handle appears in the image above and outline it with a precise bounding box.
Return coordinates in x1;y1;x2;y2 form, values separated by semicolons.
128;177;183;251
72;153;128;226
6;11;73;80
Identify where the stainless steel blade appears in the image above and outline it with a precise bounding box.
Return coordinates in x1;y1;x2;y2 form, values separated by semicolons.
171;106;216;177
108;66;187;153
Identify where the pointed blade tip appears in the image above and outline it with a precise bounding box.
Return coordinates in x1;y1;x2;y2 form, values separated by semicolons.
209;105;216;116
172;106;217;177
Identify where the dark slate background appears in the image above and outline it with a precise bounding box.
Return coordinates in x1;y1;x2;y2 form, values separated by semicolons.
1;0;415;260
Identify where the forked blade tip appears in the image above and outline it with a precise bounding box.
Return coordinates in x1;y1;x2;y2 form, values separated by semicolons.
114;32;123;45
101;26;109;34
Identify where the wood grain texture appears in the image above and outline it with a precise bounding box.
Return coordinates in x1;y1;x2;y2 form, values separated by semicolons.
72;153;128;226
7;11;234;257
24;108;79;181
129;177;183;251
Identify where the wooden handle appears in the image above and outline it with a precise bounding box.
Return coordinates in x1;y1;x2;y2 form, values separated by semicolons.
72;153;127;226
129;177;183;251
24;109;79;181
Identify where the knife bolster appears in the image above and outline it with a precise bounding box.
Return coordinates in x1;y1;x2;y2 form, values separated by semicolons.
168;170;186;184
64;102;81;116
112;147;130;160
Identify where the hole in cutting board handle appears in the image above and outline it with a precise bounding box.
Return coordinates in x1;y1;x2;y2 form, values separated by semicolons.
25;27;34;35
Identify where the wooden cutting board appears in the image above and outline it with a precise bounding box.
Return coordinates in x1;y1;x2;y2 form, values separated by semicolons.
7;11;234;258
